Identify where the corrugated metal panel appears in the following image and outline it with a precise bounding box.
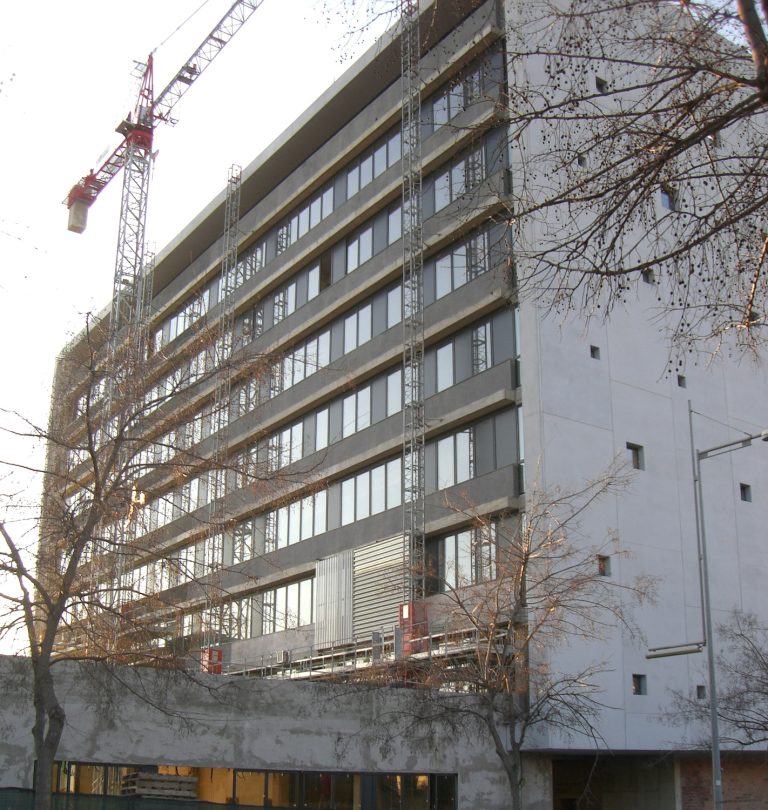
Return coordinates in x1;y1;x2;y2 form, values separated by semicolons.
315;550;353;648
353;535;406;638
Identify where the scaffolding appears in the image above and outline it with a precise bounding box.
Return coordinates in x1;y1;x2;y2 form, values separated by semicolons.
400;0;426;604
202;164;242;654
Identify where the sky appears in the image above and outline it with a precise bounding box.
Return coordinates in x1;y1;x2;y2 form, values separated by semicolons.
0;0;390;483
0;0;390;647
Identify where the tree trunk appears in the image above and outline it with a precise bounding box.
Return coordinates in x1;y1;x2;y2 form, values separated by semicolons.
32;661;66;810
484;709;524;810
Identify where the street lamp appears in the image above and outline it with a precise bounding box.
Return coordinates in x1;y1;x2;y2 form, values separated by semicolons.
647;405;767;810
693;424;767;810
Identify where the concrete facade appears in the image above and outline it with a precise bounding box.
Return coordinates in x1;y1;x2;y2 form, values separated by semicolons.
0;657;519;808
40;0;768;807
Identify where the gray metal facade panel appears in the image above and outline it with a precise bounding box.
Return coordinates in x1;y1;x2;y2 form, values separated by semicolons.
315;550;353;648
352;535;406;637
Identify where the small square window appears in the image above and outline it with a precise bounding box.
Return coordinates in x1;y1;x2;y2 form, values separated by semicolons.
590;345;601;359
597;555;611;577
740;483;752;502
626;442;644;470
677;374;687;388
632;674;647;695
576;153;588;168
641;269;655;284
595;76;608;94
696;684;707;700
660;186;677;211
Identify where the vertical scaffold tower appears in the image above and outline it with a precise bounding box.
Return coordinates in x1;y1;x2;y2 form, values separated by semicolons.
400;0;426;604
203;164;242;655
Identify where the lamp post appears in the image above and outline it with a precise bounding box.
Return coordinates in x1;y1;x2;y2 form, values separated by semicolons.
646;409;767;810
689;415;768;810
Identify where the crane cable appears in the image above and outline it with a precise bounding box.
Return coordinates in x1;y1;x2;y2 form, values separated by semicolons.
152;0;216;54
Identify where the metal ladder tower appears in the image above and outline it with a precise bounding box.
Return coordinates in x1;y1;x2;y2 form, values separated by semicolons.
400;0;426;604
202;164;242;657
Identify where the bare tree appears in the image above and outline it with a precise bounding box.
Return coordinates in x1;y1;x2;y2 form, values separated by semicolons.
676;612;768;747
502;0;768;360
340;0;768;358
0;312;296;810
354;463;654;810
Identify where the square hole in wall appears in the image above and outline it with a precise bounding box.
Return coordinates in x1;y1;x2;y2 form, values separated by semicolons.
696;684;707;700
595;76;608;94
626;442;645;470
677;374;687;388
597;555;611;576
740;483;752;502
590;345;601;359
641;269;655;284
632;674;647;695
660;186;677;211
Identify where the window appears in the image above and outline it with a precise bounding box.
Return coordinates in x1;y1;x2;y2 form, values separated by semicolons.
269;422;303;470
346;225;373;272
276;185;334;255
472;322;491;373
740;483;752;502
346;128;401;200
227;597;254;640
315;407;329;451
432;146;485;213
273;329;331;398
632;674;647;695
436;429;473;489
430;61;486;133
386;285;402;328
386;368;402;417
626;442;644;470
263;490;328;553
273;281;297;324
340;458;402;526
432;522;498;591
436;343;454;392
597;555;611;577
343;303;372;354
240;303;264;344
431;231;489;301
677;374;687;388
660;186;677;211
388;204;402;243
260;577;315;635
590;345;601;359
595;76;608;94
342;387;371;438
696;684;707;700
641;269;655;284
233;520;257;564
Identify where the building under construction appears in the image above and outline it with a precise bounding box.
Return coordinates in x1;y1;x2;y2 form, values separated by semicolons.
36;0;768;808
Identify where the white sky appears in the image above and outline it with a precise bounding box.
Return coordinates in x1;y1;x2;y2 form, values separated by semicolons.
0;0;390;479
0;0;390;648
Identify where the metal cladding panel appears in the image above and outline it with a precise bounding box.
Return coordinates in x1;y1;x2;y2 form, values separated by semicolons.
353;535;407;638
315;550;353;648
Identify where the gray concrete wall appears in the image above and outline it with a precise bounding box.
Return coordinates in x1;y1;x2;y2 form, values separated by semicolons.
0;656;518;809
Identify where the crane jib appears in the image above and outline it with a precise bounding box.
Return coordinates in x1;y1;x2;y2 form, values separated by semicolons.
64;0;263;231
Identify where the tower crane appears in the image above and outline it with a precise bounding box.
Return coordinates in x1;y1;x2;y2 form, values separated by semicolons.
65;0;263;344
62;2;262;651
